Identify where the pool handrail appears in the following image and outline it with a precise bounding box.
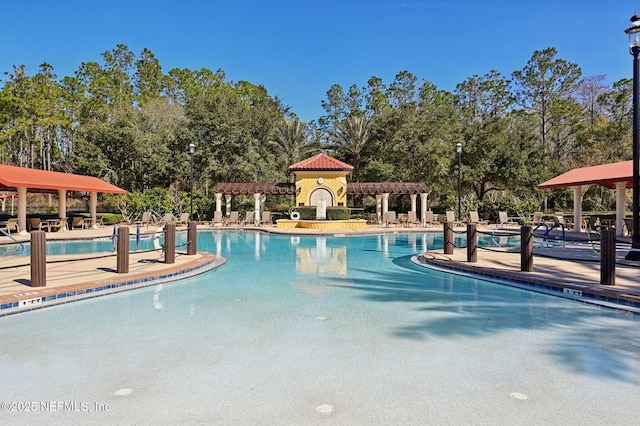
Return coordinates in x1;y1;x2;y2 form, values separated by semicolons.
0;229;25;252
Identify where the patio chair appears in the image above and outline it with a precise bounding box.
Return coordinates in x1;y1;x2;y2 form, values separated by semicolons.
468;211;488;227
211;211;223;226
48;217;67;232
224;211;239;226
367;213;379;225
28;217;47;232
71;216;85;230
3;218;20;234
552;212;572;230
163;213;176;224
384;211;400;227
137;211;156;228
176;213;190;226
423;210;440;227
445;211;464;227
587;216;602;232
260;211;272;226
531;211;543;226
243;211;255;226
498;211;519;228
407;211;421;227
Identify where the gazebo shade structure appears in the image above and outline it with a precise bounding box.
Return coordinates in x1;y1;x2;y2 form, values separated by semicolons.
1;164;126;234
537;161;632;190
537;160;633;235
0;164;126;194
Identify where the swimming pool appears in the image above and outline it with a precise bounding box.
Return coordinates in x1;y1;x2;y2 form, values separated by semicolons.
1;231;638;424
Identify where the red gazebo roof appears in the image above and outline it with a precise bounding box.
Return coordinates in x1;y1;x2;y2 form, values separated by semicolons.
0;164;126;194
537;161;632;190
288;153;353;172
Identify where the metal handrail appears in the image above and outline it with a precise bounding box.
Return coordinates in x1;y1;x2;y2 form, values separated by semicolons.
0;229;25;252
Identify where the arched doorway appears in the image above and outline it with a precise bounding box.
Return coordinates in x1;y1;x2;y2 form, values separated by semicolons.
308;187;334;207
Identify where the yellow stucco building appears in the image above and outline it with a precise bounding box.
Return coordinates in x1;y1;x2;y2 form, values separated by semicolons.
289;153;353;208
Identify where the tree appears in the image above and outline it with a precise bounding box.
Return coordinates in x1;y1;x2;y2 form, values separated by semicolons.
272;115;321;171
330;114;371;179
511;48;582;152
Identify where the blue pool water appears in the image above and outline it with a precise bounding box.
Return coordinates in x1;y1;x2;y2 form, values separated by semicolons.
1;231;638;424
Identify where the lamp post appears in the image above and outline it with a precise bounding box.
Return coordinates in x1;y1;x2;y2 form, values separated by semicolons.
189;142;195;220
456;142;462;221
625;14;640;261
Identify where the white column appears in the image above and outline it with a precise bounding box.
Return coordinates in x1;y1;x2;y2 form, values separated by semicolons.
616;181;627;236
420;193;428;226
253;193;261;225
58;189;68;231
572;186;583;232
17;187;27;235
90;192;98;229
382;193;389;222
410;194;417;213
376;195;382;224
225;195;232;216
260;194;267;213
215;193;222;213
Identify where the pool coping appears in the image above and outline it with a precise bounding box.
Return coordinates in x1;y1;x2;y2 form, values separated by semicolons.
0;252;225;317
412;252;640;314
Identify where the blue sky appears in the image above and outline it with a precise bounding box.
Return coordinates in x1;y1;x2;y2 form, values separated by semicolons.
2;1;638;122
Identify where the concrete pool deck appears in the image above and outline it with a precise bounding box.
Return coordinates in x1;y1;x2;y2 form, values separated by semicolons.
1;223;639;314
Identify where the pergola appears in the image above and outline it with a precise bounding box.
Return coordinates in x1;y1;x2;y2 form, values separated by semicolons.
0;164;126;234
214;181;431;223
537;160;632;235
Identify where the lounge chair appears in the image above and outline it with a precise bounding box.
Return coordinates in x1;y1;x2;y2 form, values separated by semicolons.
260;211;272;226
137;211;156;228
367;213;379;225
211;211;224;226
224;211;239;226
407;211;421;227
445;211;464;227
28;217;47;232
498;211;519;228
384;211;400;227
468;211;488;227
176;213;190;226
71;216;85;230
48;217;67;232
3;218;20;234
552;212;572;230
243;211;255;226
531;211;543;226
423;210;440;227
163;213;176;224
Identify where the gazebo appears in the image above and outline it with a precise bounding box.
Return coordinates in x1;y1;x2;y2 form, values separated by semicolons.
538;160;632;234
0;164;126;234
213;153;431;227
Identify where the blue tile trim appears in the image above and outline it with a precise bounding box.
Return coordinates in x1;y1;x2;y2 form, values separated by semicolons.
0;256;224;317
414;256;640;314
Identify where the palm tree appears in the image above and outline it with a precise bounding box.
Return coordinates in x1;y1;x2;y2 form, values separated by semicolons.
331;114;371;178
272;116;321;169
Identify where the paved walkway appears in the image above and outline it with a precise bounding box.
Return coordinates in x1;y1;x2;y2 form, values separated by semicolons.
1;223;639;314
0;225;225;315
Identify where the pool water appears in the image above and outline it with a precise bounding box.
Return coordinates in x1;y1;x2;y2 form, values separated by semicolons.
1;231;638;424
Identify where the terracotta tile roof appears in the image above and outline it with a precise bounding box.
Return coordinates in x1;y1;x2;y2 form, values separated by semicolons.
537;161;632;190
347;182;430;195
288;153;353;171
0;164;126;194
